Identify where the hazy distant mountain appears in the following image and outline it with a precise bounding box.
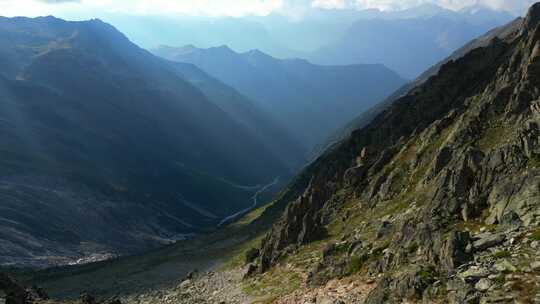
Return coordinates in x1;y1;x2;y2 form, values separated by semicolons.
154;45;405;151
0;16;301;267
311;5;514;78
317;17;523;158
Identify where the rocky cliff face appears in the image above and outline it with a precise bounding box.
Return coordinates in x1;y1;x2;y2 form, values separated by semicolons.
255;3;540;303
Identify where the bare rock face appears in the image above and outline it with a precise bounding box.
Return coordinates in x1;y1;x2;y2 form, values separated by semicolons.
522;2;540;36
259;177;331;272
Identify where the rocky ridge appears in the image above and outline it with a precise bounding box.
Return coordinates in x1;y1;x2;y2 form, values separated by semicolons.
248;3;540;303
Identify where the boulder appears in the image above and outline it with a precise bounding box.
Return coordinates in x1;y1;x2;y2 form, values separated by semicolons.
242;263;258;279
475;278;492;292
459;267;490;282
494;259;516;273
472;233;505;251
376;220;392;239
244;248;260;264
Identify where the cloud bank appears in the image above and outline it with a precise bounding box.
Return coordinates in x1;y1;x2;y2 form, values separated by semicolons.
0;0;534;18
313;0;534;15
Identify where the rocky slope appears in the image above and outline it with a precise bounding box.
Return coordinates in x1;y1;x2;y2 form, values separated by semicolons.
246;3;540;303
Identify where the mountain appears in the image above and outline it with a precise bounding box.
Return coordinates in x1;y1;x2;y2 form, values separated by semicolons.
0;16;302;268
15;3;540;303
154;45;406;151
10;3;540;303
253;4;540;302
318;17;524;157
311;6;514;78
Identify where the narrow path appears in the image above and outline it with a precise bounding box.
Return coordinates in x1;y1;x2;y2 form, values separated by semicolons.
218;176;280;227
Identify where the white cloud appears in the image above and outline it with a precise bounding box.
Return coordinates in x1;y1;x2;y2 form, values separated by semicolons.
0;0;285;17
311;0;348;9
333;0;535;15
0;0;535;18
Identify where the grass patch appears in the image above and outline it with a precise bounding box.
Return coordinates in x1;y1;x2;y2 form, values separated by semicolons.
219;234;266;270
493;250;511;259
417;266;437;284
529;229;540;241
493;274;505;285
230;204;271;228
346;255;368;275
242;267;301;303
477;118;511;152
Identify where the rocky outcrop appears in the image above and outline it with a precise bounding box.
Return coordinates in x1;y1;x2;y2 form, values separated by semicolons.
259;177;331;272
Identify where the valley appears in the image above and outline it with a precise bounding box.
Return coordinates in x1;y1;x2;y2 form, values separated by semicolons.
1;1;540;304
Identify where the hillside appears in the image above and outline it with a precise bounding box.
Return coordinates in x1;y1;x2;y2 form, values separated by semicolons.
251;3;540;302
153;45;405;151
0;16;300;268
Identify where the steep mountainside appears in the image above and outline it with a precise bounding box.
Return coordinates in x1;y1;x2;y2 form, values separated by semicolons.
249;3;540;303
0;16;298;267
312;8;513;78
154;45;405;151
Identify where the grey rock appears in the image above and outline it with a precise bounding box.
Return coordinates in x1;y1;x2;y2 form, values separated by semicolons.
179;279;192;289
500;211;522;231
475;278;492;291
473;233;505;251
459;267;490;281
242;263;258;279
244;248;259;264
376;220;392;239
494;259;517;273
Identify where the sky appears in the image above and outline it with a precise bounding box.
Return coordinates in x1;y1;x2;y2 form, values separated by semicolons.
0;0;534;18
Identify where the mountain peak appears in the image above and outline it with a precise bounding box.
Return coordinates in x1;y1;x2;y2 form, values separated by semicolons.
212;45;235;52
522;2;540;35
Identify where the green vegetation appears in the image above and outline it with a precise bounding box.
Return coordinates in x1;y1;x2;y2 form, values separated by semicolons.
346;255;369;275
493;250;511;259
530;229;540;241
417;266;437;284
242;268;301;304
493;274;506;285
528;153;540;168
477;118;511;152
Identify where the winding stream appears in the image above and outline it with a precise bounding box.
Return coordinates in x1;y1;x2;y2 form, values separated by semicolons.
217;176;280;227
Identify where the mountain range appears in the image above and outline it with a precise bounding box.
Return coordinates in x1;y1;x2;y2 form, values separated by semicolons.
2;2;540;304
8;3;540;303
93;4;516;79
154;45;405;151
0;15;303;267
310;5;514;77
